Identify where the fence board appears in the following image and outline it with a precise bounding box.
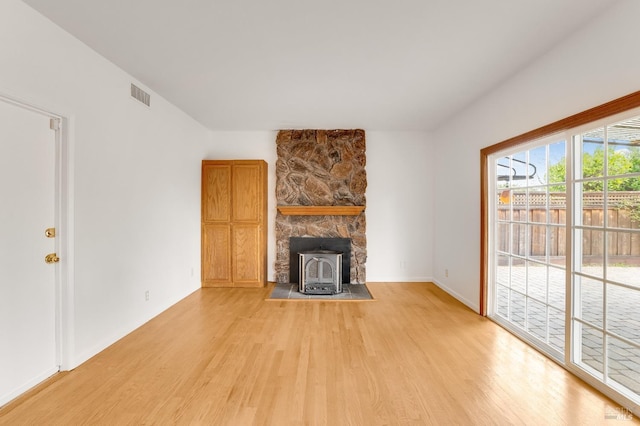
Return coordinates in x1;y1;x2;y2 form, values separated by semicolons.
617;210;628;255
558;215;566;257
583;211;592;256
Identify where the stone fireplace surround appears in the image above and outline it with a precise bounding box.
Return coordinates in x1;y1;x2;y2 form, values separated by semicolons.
275;129;367;284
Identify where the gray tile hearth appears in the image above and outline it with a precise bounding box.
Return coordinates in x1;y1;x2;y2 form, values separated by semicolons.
268;282;373;301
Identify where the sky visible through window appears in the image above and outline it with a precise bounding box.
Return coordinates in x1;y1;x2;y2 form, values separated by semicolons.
498;136;638;188
497;140;566;188
498;115;640;188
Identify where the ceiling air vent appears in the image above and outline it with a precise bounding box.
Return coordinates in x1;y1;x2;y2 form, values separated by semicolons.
130;83;150;107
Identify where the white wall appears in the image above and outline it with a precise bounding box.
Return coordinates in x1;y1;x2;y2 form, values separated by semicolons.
205;131;435;283
431;0;640;312
1;0;436;373
1;0;210;367
359;131;434;282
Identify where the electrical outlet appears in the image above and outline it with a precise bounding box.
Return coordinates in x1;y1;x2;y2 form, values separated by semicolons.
145;290;150;301
445;269;449;277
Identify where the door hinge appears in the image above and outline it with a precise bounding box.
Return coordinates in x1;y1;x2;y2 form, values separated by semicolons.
49;118;60;131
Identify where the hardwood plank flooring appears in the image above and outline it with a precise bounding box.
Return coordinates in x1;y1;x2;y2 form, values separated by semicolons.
0;283;634;425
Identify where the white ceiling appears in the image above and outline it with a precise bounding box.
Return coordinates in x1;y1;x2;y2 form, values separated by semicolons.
23;0;618;131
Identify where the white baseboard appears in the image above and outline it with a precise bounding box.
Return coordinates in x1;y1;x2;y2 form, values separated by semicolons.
70;286;199;370
366;276;433;283
431;279;480;313
0;366;59;407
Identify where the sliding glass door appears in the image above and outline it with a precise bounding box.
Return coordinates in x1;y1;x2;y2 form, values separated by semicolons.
491;137;568;360
572;117;640;401
488;111;640;408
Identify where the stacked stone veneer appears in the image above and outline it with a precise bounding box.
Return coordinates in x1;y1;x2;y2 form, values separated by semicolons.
275;129;367;284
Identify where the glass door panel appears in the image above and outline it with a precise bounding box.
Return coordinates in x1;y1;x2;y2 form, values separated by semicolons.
574;275;603;328
578;323;605;378
548;306;565;353
490;138;567;359
572;115;640;404
607;336;640;395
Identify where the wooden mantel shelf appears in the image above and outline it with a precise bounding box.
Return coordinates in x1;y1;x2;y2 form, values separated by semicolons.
277;206;365;216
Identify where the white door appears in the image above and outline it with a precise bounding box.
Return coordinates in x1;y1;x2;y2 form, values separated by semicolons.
0;99;58;406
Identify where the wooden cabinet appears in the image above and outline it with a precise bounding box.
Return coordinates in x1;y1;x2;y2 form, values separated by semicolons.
201;160;267;287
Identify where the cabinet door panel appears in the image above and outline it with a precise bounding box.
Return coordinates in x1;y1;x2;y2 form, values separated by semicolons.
202;164;231;222
232;225;261;286
232;164;261;222
202;224;231;285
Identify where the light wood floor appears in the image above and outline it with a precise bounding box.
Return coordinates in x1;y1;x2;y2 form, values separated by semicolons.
0;283;634;425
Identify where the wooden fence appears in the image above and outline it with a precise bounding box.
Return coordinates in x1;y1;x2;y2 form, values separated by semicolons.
497;192;640;259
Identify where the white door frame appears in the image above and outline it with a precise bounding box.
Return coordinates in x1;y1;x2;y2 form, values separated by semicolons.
0;93;73;372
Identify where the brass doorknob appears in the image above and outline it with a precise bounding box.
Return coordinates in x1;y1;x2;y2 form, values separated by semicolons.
45;253;60;264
